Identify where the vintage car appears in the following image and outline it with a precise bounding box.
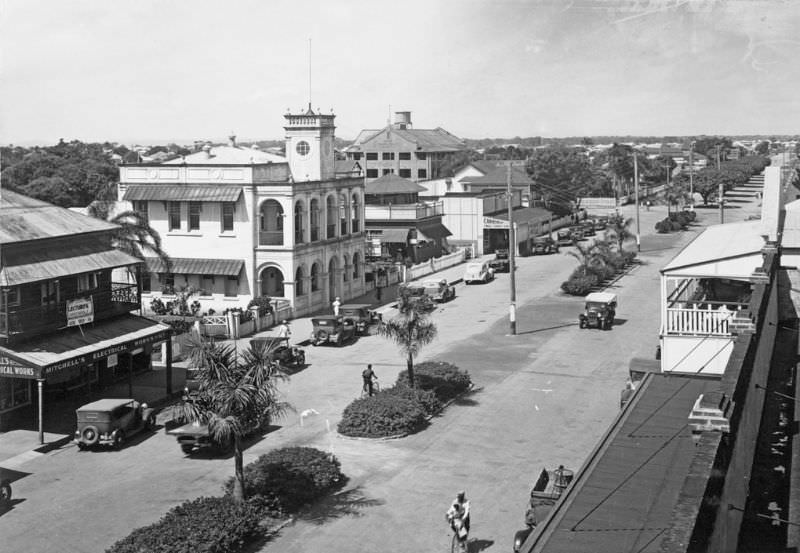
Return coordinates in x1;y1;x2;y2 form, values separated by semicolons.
488;249;510;273
556;228;573;246
513;466;574;552
420;279;456;302
569;225;585;241
168;419;231;455
463;260;495;285
531;235;559;255
310;315;356;346
339;303;382;334
593;216;608;231
580;220;596;236
74;398;156;450
579;291;617;330
251;336;306;367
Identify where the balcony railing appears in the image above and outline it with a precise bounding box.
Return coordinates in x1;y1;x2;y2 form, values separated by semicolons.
365;203;443;221
258;230;284;246
665;301;749;336
1;282;140;340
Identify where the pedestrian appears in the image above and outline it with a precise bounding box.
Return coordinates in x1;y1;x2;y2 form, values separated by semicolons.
332;296;341;316
646;200;651;211
362;364;378;396
277;319;291;343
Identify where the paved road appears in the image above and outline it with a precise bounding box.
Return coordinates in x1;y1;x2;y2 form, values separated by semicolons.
0;190;762;553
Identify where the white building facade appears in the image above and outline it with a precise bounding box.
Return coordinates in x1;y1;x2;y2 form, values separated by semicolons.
118;108;367;318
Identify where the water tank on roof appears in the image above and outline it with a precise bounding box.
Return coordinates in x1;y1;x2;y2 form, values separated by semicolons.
394;111;412;130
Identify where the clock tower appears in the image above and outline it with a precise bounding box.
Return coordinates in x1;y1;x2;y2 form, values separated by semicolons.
284;104;336;182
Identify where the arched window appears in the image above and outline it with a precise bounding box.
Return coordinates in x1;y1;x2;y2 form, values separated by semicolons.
310;199;320;241
326;195;337;239
339;192;349;235
351;193;360;233
258;200;284;246
342;255;349;282
352;252;361;279
294;201;304;244
310;262;320;292
295;267;304;296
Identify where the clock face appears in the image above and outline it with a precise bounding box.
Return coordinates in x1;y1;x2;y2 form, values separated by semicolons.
296;140;311;157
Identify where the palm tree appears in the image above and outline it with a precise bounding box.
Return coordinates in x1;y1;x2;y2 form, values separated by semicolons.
607;214;634;252
107;210;172;273
175;338;291;502
567;239;599;276
377;287;438;388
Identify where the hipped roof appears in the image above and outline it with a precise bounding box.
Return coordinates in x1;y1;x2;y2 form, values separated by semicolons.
123;185;242;202
366;174;427;195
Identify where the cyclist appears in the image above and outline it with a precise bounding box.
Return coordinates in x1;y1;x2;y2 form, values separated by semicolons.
362;364;378;396
446;491;470;550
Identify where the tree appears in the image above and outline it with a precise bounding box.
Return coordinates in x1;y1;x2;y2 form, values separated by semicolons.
567;240;600;276
607;215;634;252
377;287;438;388
527;146;599;216
175;339;291;502
100;210;172;273
755;141;770;156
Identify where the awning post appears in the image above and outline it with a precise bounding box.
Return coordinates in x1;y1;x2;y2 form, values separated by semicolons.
165;338;173;396
37;379;44;444
128;353;134;398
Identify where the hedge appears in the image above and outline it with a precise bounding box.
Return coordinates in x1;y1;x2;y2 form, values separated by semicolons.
396;361;472;403
106;496;264;553
560;272;598;295
338;392;426;438
223;447;343;515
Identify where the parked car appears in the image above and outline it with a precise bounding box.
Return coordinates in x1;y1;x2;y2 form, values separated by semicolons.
556;228;573;246
579;291;617;330
420;279;456;302
580;220;595;236
463;260;495;285
0;478;11;507
251;336;306;367
74;398;156;450
532;235;559;255
168;419;232;455
570;225;585;241
488;249;510;273
339;303;382;334
310;315;356;346
593;216;608;231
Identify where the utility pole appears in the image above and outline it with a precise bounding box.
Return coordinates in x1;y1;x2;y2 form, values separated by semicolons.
689;141;695;201
499;159;525;336
716;145;723;224
633;152;641;252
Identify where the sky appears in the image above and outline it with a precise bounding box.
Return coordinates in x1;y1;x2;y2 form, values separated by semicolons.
1;0;798;145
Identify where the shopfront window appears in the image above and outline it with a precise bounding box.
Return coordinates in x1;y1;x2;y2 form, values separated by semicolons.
0;378;31;413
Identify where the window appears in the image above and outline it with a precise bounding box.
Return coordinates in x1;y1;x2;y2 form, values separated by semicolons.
189;202;201;231
351;153;362;160
224;276;239;298
382;152;395;161
168;202;181;231
416;152;427;160
353;253;361;279
399;169;411;178
3;288;20;307
296;141;311;156
77;272;99;292
418;168;427;179
366;152;378;161
133;200;148;224
294;202;304;243
221;202;235;232
295;268;305;295
163;274;175;292
310;263;320;292
141;272;152;293
399;152;411;160
366;168;378;178
310;200;320;241
40;280;59;306
382;169;393;176
201;275;214;296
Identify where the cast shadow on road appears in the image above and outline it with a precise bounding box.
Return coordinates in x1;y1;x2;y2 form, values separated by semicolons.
0;498;25;517
516;322;576;336
467;538;495;552
297;485;385;525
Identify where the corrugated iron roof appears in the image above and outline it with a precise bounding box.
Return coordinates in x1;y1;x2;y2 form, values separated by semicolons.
122;185;242;202
366;174;427;195
661;220;764;274
351;126;465;152
368;228;411;243
161;145;285;165
1;189;118;244
144;257;243;276
0;236;142;286
525;373;718;553
417;221;452;239
494;206;553;225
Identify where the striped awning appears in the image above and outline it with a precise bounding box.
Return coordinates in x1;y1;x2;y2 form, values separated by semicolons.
123;185;242;202
144;257;244;276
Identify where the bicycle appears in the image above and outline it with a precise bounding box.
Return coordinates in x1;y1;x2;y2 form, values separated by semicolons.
449;517;468;553
360;379;380;398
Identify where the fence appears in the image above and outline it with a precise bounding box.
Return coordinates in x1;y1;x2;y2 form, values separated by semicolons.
406;249;467;281
197;299;294;340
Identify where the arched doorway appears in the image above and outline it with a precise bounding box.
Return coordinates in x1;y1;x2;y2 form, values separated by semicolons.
260;266;285;297
259;200;284;246
328;257;337;299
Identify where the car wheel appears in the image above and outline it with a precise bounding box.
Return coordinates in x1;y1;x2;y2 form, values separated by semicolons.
81;425;99;447
297;352;306;366
0;481;11;503
113;430;125;450
77;442;86;451
579;320;586;329
180;444;194;454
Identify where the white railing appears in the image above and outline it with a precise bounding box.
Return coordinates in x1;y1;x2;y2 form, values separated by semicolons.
365;203;443;220
666;306;737;336
406;249;467;281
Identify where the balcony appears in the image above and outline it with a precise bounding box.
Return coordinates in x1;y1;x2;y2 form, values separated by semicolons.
665;301;751;336
365;202;443;221
0;283;140;342
258;230;284;246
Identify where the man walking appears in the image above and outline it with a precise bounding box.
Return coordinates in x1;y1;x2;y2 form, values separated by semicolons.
277;319;291;343
362;364;378;396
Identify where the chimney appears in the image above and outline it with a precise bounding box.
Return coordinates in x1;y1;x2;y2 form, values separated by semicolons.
393;111;412;130
228;134;237;148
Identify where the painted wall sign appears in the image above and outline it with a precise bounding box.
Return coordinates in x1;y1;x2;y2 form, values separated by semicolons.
0;355;38;379
483;217;509;229
66;297;94;327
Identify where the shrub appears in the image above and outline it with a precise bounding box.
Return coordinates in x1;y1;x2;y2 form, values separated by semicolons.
655;218;672;233
223;447;343;515
338;393;425;438
388;384;442;416
587;261;616;281
106;496;263;553
247;296;274;316
561;272;598;295
396;361;472;402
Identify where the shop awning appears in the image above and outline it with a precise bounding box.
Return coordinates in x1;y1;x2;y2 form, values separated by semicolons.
0;237;142;287
122;185;242;202
144;257;244;276
493;206;553;225
417;222;452;240
0;315;171;380
371;228;411;243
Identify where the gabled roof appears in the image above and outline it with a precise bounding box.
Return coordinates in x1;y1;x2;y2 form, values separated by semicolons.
366;174;427;195
460;165;532;186
0;189;117;244
348;126;465;153
162;145;285;165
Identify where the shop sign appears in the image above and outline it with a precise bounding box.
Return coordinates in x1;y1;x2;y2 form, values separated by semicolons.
483;217;509;229
0;355;38;379
67;297;94;327
107;354;118;368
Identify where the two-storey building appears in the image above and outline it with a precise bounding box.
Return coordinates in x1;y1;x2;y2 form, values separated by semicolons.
343;111;466;183
118;107;367;317
0;190;171;436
